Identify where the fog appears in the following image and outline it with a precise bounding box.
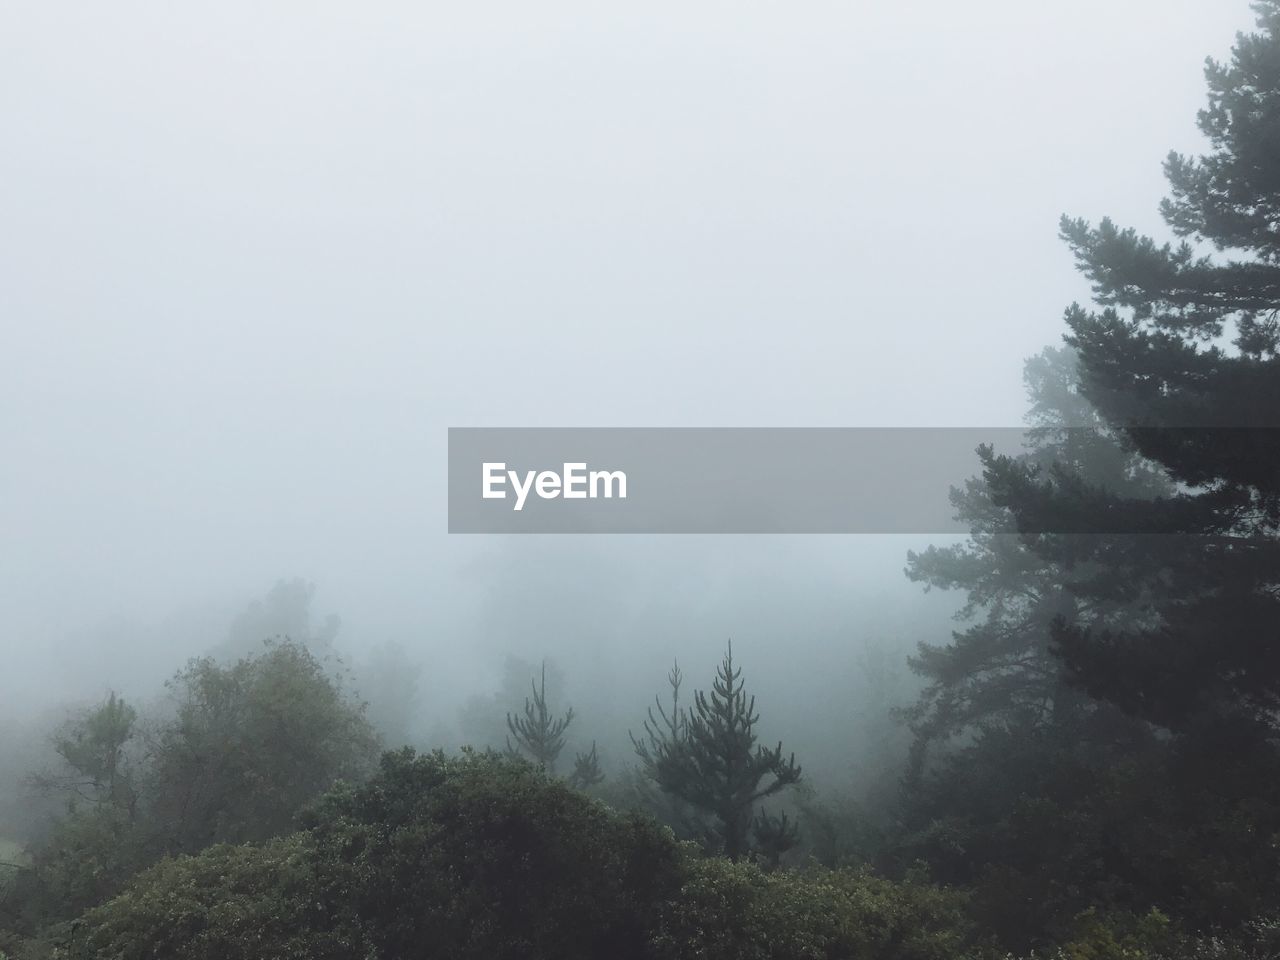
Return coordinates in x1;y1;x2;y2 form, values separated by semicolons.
0;1;1254;804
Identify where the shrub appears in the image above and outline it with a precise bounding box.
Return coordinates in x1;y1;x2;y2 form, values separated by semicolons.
302;747;686;960
66;836;364;960
651;856;976;960
65;750;980;960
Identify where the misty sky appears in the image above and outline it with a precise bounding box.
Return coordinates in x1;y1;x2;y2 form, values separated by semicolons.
0;2;1256;719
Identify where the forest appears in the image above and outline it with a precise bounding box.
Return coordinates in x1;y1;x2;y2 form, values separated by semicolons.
3;3;1280;959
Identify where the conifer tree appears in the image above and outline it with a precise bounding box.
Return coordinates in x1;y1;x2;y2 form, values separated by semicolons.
631;660;685;777
983;3;1280;734
506;661;574;774
632;643;801;861
568;742;604;790
904;347;1168;768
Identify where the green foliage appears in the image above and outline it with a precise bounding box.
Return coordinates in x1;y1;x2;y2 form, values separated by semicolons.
66;836;363;960
792;783;885;869
149;638;378;850
0;840;26;887
62;750;976;960
633;645;801;862
891;722;1280;950
1004;910;1280;960
70;750;680;960
302;748;678;960
50;693;138;811
1052;908;1179;960
9;695;148;927
4;640;377;932
651;857;975;960
9;805;147;931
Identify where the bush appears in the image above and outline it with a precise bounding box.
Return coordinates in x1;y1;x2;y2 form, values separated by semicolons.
5;640;379;936
66;836;364;960
651;856;976;960
302;748;685;960
69;750;683;960
65;750;980;960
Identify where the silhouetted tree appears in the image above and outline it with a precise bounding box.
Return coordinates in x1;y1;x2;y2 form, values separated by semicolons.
506;661;574;774
904;347;1167;771
568;741;604;790
983;3;1280;735
633;643;801;861
890;9;1280;943
631;660;685;777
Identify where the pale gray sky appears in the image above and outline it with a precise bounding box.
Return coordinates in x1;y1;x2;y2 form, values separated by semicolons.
0;1;1257;713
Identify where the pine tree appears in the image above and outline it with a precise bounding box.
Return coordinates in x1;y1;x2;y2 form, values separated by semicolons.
506;661;574;774
631;660;686;778
983;3;1280;734
568;741;604;790
628;662;710;840
632;643;801;862
904;347;1168;769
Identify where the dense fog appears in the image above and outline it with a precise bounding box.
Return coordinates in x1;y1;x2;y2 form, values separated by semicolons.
2;3;1275;958
0;0;1246;719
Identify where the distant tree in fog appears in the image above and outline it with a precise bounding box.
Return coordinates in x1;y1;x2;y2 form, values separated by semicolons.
8;640;379;929
506;661;574;774
150;638;378;850
223;578;340;659
459;655;565;751
358;641;422;748
45;692;139;815
568;741;604;790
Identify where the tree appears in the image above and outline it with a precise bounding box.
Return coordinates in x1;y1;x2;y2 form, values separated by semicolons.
4;641;379;934
982;2;1280;735
459;655;564;752
13;694;148;924
62;749;974;960
904;347;1167;770
631;661;686;777
632;644;801;862
148;638;378;851
622;663;711;842
506;661;575;774
884;9;1280;945
44;692;139;814
568;741;605;790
